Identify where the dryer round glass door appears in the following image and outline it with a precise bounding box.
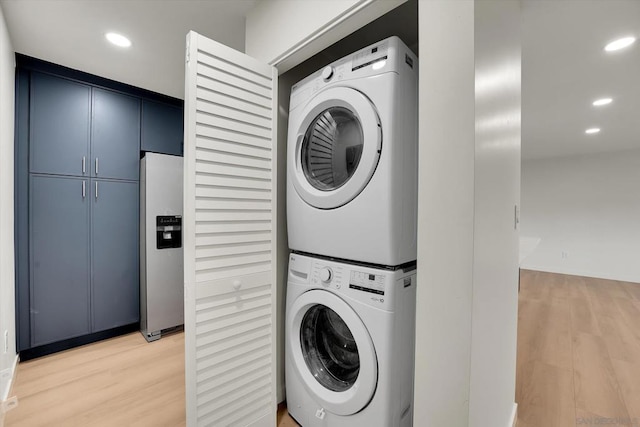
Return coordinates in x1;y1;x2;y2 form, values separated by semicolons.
288;289;377;415
290;87;381;209
301;107;363;192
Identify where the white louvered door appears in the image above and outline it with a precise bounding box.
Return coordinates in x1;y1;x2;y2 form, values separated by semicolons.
183;31;277;427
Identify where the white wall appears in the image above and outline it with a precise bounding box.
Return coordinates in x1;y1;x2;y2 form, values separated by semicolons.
245;0;404;73
0;2;17;403
521;149;640;283
415;1;475;425
469;0;521;426
416;1;520;426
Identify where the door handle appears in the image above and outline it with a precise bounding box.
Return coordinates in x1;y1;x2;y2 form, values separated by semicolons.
82;181;86;198
82;156;86;174
95;181;98;200
95;157;99;175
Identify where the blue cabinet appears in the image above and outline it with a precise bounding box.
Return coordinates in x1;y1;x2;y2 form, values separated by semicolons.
30;175;91;346
23;73;142;351
30;72;91;176
29;74;141;180
92;89;141;180
17;57;182;356
141;99;183;156
91;179;140;332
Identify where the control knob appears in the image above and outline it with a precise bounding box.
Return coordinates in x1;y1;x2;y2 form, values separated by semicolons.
321;66;334;81
319;267;333;284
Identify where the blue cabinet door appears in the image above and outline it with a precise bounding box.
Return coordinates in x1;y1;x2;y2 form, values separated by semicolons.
91;88;141;180
30;175;90;346
141;99;183;156
91;179;140;332
30;73;91;176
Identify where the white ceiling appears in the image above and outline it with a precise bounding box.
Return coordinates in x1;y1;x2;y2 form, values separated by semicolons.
0;0;257;99
1;0;638;159
522;0;640;160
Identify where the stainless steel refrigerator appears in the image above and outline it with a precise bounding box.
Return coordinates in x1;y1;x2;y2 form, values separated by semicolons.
140;153;183;342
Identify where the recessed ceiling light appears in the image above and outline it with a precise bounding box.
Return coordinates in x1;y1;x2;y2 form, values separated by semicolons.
585;128;601;134
604;36;636;52
592;98;612;106
105;32;131;48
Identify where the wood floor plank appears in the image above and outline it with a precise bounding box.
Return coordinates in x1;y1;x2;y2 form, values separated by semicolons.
515;360;575;427
570;295;602;337
277;403;299;427
517;270;640;427
614;297;640;343
611;358;640;425
6;332;186;427
517;298;573;371
567;275;591;300
573;332;630;420
621;282;640;302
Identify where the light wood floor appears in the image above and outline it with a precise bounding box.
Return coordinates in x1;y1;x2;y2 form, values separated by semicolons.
5;331;186;427
277;404;298;426
6;271;639;426
517;270;640;427
5;330;297;427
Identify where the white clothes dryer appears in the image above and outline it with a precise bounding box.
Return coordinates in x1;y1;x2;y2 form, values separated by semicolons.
285;252;416;427
286;36;418;266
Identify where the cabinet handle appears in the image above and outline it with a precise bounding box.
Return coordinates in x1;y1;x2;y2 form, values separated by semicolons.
95;181;98;200
82;181;86;198
82;156;86;174
95;158;99;175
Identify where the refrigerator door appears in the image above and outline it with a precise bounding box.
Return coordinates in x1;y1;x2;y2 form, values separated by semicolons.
140;152;184;341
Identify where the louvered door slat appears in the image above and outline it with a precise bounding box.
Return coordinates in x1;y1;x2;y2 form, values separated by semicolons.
196;161;272;181
197;74;272;109
196;111;272;140
197;62;272;100
195;222;271;234
195;185;271;200
196;231;272;246
184;31;277;427
196;51;272;88
196;123;272;150
196;147;271;168
195;210;271;222
196;174;272;190
196;99;272;130
197;88;272;120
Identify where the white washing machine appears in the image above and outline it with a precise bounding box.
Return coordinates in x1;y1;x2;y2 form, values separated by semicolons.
286;36;418;266
285;252;416;427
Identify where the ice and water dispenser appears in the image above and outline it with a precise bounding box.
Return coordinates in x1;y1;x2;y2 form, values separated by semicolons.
156;215;182;249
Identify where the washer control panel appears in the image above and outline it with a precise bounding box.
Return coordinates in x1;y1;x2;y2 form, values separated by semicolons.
290;253;412;310
311;263;343;289
319;267;333;284
348;271;385;295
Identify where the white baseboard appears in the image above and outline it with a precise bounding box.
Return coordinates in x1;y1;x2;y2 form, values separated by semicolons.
0;355;18;402
509;403;518;427
519;264;639;284
0;355;19;427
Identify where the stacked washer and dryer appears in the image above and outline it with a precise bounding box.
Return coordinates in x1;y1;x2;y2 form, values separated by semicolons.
285;36;419;427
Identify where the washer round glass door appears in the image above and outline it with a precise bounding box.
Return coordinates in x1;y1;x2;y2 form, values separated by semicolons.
290;87;381;209
288;289;377;415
